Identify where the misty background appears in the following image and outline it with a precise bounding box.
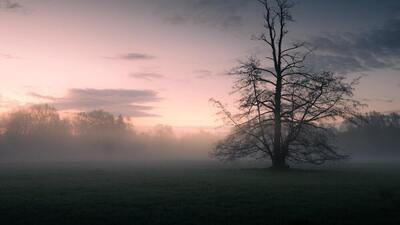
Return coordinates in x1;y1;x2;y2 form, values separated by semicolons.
0;104;398;163
0;104;220;162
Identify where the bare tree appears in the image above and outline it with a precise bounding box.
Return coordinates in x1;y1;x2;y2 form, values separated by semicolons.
73;110;130;136
73;110;133;153
211;0;360;169
4;104;70;138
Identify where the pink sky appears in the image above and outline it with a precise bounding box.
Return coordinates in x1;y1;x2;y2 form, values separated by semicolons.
0;0;399;128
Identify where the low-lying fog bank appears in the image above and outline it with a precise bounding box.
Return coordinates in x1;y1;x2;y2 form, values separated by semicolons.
0;105;220;162
0;105;399;163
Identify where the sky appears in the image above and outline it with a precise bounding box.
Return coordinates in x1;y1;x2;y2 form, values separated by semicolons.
0;0;399;128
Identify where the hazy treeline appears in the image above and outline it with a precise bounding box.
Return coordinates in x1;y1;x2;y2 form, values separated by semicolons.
339;112;400;161
0;105;219;162
0;104;398;162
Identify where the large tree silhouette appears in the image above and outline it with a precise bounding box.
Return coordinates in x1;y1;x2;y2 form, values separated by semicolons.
211;0;360;169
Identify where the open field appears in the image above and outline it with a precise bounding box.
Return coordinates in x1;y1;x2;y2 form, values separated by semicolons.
0;161;399;225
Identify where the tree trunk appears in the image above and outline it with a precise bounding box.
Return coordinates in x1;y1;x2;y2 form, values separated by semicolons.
272;69;287;170
271;154;289;170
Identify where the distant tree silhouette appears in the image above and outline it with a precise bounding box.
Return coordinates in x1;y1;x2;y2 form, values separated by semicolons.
0;105;71;159
211;0;360;169
73;110;133;153
4;104;70;139
0;105;218;161
339;112;400;159
73;110;130;136
152;124;174;140
343;112;400;130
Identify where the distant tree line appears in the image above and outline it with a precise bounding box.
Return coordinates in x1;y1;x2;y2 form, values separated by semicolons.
0;104;217;162
0;104;397;162
338;112;400;161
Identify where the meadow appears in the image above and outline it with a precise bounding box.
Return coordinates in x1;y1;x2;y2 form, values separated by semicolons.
0;161;399;225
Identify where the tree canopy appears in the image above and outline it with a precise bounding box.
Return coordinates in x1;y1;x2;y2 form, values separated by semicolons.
212;0;360;169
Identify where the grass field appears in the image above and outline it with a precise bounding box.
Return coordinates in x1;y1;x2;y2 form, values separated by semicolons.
0;161;399;225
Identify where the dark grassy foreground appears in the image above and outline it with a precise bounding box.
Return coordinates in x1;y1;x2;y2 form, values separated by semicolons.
0;161;399;225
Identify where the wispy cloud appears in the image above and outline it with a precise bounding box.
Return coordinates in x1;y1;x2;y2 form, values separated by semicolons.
161;0;250;29
308;17;400;74
105;52;155;61
165;14;187;25
193;70;213;79
0;53;20;59
0;0;21;10
29;89;161;117
129;72;165;81
360;98;395;103
28;92;56;101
